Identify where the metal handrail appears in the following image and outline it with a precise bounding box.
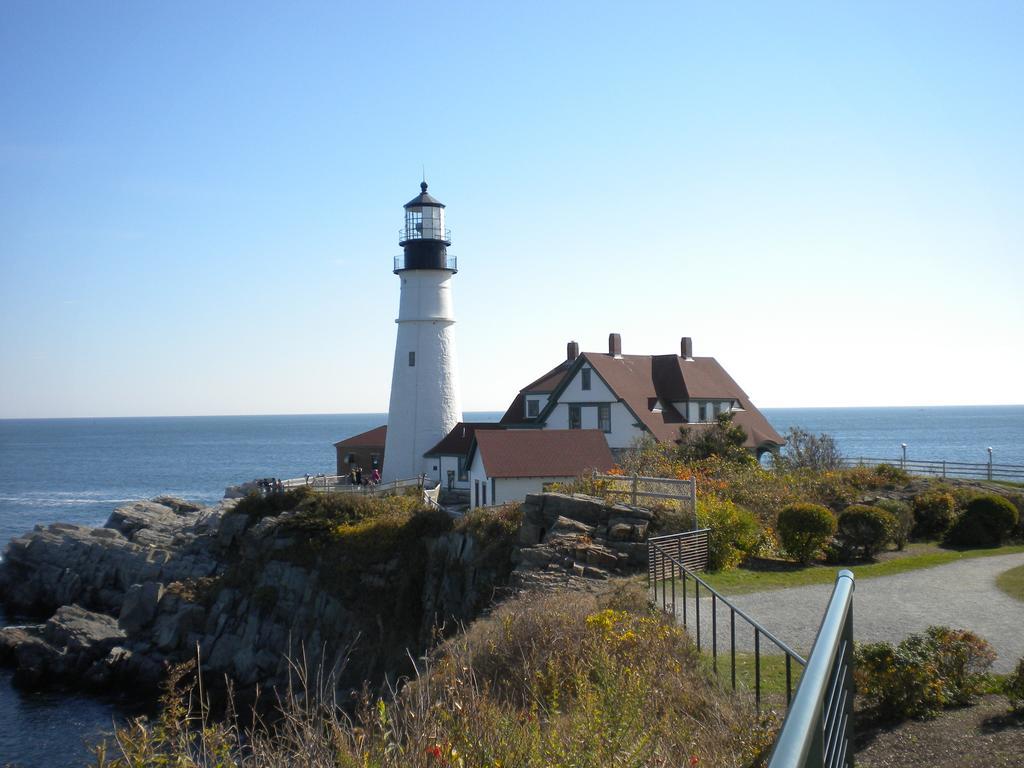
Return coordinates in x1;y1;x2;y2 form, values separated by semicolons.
399;226;452;242
393;254;458;272
768;570;855;768
650;540;806;708
280;474;430;494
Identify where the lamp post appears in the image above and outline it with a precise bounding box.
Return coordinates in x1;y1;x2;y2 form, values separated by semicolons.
988;447;993;481
901;443;907;470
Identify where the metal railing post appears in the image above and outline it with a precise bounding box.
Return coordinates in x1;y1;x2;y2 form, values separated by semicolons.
768;570;855;768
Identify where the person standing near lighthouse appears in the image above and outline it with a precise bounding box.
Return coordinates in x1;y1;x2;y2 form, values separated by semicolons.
382;182;463;482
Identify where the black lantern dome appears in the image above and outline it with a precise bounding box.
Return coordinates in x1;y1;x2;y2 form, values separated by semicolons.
395;182;456;273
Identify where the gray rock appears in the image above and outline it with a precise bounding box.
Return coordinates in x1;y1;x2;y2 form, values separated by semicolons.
119;581;165;633
44;605;126;655
584;546;619;570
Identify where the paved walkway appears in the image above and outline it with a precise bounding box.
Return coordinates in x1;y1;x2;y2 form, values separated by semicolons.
666;552;1024;672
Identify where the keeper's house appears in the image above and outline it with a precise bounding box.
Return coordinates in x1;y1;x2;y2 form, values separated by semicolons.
497;334;784;458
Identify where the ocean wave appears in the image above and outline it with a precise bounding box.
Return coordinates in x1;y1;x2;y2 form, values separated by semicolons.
0;495;137;506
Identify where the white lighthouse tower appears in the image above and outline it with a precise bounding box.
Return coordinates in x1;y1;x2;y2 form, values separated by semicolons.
382;182;462;481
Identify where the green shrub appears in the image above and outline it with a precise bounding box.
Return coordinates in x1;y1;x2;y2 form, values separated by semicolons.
924;626;997;706
696;497;761;571
234;485;316;520
776;503;836;565
946;494;1020;547
951;486;985;512
854;626;995;721
875;499;914;550
835;504;896;560
1004;657;1024;713
912;490;956;539
872;463;910;485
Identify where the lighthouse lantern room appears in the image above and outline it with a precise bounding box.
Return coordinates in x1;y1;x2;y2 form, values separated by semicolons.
383;183;463;482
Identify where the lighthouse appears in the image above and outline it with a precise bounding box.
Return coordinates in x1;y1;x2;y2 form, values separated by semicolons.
382;182;463;482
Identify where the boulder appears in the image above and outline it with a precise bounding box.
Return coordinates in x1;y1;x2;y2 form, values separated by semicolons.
119;581;165;633
44;605;126;656
584;546;620;570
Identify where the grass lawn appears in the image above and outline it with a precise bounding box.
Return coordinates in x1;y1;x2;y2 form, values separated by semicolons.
996;563;1024;602
703;652;805;699
693;542;1024;596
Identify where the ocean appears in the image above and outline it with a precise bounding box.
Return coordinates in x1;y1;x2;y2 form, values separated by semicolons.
0;405;1021;766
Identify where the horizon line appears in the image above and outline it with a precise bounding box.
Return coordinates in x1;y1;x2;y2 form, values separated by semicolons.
2;403;1023;422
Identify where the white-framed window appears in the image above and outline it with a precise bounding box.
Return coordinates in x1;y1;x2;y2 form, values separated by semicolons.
699;402;708;422
598;404;611;432
569;404;582;429
581;368;592;391
527;399;539;418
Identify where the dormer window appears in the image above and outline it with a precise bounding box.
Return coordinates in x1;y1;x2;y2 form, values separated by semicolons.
527;399;539;418
581;368;592;391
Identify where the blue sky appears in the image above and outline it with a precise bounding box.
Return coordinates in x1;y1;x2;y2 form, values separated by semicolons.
2;2;1022;417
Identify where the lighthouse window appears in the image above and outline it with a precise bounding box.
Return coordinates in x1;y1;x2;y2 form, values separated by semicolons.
581;368;592;391
408;351;416;367
405;209;423;238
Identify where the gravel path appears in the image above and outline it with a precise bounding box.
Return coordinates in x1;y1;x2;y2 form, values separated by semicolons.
665;553;1024;672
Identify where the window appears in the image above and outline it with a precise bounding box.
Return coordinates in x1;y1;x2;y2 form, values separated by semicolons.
699;402;708;422
482;483;487;506
457;456;468;482
527;399;539;418
408;351;416;367
598;404;611;432
569;404;582;429
406;209;423;237
581;368;592;391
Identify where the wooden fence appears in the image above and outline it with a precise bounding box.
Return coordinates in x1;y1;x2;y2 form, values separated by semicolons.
592;472;697;518
841;456;1024;483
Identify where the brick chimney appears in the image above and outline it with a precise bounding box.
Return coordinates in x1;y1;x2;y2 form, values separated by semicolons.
681;337;693;359
608;333;622;357
566;341;579;361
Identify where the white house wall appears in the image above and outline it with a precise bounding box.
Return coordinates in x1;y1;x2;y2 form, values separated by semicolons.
544;401;644;450
434;455;470;490
468;452;488;509
560;365;614;401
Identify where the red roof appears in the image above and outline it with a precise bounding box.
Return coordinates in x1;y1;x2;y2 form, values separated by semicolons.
424;421;505;457
499;347;784;450
333;425;387;448
471;429;615;479
498;361;573;424
582;352;784;448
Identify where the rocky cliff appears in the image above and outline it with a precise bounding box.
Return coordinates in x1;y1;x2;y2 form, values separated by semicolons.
0;490;653;698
